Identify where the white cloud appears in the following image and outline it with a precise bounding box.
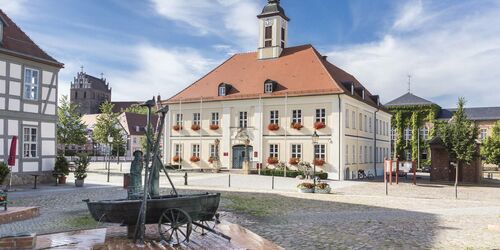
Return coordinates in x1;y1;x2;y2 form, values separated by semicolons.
0;0;29;18
108;44;216;101
150;0;259;50
327;1;500;107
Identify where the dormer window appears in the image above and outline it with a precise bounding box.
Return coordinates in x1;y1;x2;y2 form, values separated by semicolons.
218;85;226;96
218;83;231;96
264;81;273;93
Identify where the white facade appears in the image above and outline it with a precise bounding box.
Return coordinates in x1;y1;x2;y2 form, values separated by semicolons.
164;94;391;180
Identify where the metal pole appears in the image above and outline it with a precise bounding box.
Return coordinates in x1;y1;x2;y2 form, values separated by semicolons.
418;129;420;171
107;143;111;183
184;172;188;185
272;173;274;189
313;162;316;193
228;174;231;187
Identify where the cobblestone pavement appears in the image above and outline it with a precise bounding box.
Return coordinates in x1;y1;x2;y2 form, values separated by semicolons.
2;176;500;249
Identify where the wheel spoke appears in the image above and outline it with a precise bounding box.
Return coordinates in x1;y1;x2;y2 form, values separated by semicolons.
178;227;188;239
175;229;180;244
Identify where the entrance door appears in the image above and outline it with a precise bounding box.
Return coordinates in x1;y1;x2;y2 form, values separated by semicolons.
232;145;253;169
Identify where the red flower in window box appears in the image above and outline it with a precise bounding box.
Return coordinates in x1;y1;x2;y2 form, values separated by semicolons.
191;124;201;131
173;155;181;162
313;158;325;166
268;123;280;131
314;121;326;130
209;124;219;130
173;125;182;131
208;156;215;164
288;157;300;165
267;157;279;164
190;155;200;162
291;122;303;130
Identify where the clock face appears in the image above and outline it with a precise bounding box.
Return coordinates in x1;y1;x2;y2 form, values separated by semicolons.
264;19;273;27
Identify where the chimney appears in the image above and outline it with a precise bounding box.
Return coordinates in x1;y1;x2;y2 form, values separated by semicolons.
362;89;365;100
350;84;354;95
322;55;328;60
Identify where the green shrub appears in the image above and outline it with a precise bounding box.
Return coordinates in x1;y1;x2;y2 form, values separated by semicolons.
74;154;90;180
0;162;10;185
260;169;302;178
53;154;70;176
315;172;328;180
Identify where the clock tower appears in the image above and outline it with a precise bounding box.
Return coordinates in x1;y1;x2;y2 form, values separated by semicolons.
257;0;289;60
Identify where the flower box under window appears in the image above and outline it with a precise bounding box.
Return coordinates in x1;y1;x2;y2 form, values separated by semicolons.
173;125;182;131
190;155;200;162
209;124;219;130
268;123;280;131
291;122;303;130
191;124;201;131
313;158;325;166
288;157;300;165
173;155;181;162
314;121;326;130
267;157;279;165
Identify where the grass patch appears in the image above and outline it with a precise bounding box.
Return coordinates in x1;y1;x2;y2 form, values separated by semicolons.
66;214;99;228
222;195;276;217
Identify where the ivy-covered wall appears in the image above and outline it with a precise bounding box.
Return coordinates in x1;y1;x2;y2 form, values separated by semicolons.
388;104;440;167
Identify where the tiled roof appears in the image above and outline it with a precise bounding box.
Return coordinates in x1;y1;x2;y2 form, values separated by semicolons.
385;92;436;107
166;44;384;110
438;107;500;121
119;112;158;136
0;9;63;67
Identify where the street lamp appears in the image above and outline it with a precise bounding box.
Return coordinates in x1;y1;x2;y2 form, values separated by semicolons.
107;135;114;183
312;130;319;193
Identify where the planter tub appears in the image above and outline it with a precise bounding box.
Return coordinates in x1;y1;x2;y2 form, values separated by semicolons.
75;179;84;187
58;176;67;184
297;188;314;193
315;187;331;194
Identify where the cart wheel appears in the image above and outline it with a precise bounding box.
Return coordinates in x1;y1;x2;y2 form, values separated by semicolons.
158;208;192;246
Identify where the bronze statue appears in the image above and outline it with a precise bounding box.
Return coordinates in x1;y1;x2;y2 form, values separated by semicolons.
128;150;143;199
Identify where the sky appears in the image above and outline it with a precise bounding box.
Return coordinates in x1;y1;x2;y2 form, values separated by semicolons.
1;0;500;108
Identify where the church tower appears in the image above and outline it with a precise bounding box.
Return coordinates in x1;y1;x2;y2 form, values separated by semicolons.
257;0;289;60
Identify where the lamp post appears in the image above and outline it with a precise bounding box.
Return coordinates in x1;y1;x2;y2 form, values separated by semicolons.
312;130;319;193
107;135;114;183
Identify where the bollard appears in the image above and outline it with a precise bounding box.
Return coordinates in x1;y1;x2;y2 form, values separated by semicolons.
228;174;231;188
272;174;274;190
184;172;188;186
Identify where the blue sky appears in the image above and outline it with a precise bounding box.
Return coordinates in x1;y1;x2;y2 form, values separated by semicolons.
2;0;500;108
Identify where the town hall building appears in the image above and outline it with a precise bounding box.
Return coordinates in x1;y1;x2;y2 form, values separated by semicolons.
163;0;392;180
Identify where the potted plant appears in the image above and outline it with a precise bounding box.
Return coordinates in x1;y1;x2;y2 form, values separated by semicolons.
267;157;279;165
173;124;182;131
0;162;10;188
297;182;315;193
74;154;90;187
190;155;200;162
313;158;325;166
291;122;303;130
208;156;215;164
53;154;69;184
191;124;201;131
209;124;219;130
288;157;300;165
173;155;181;163
315;182;331;194
314;121;326;130
268;123;280;131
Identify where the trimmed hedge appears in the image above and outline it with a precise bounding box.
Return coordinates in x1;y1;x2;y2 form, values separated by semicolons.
259;169;328;180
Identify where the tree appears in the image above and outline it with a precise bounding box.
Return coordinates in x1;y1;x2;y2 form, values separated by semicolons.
92;102;125;156
481;120;500;166
123;104;151;115
439;97;478;199
57;95;87;155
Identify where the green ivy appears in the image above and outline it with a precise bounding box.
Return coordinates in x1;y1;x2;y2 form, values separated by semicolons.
388;104;440;165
